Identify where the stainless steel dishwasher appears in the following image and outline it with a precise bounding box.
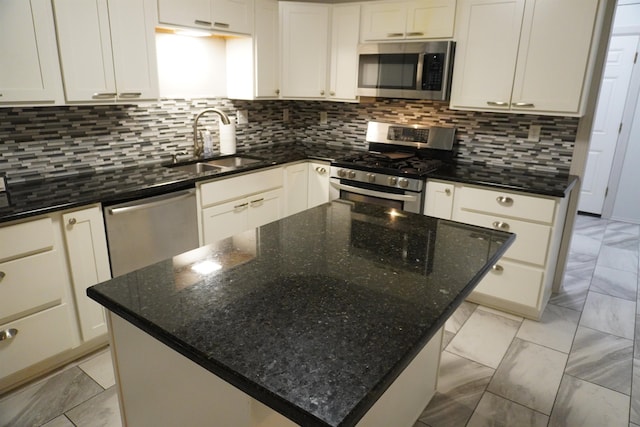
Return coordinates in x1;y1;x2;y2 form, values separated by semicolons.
103;189;199;277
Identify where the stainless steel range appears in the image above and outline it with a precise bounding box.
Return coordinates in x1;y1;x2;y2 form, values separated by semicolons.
330;121;455;214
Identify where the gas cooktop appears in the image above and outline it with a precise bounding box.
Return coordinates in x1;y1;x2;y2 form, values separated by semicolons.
332;152;444;178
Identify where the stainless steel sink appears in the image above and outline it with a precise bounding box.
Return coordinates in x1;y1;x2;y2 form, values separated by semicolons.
166;156;264;174
169;162;223;174
204;156;262;168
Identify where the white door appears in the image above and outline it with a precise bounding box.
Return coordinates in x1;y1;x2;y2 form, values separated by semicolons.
580;35;639;214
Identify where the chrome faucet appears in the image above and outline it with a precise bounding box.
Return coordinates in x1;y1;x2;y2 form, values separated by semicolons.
193;108;231;158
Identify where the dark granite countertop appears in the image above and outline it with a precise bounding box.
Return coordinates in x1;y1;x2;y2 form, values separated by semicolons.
0;141;577;224
88;200;514;427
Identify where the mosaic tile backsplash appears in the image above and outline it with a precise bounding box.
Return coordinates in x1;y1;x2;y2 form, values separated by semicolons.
0;98;579;184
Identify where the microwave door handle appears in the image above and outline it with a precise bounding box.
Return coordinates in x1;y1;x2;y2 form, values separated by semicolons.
416;53;425;91
330;180;418;202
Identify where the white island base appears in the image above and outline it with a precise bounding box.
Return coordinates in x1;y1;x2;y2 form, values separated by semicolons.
107;312;443;427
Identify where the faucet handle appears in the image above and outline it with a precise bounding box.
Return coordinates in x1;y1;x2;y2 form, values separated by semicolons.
172;151;188;164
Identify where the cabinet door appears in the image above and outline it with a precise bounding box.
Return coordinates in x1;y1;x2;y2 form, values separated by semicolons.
308;162;330;209
405;0;456;39
254;0;279;98
360;2;406;41
424;181;454;219
280;2;329;98
328;4;360;101
248;189;283;228
62;207;111;341
284;163;309;216
108;0;159;101
212;0;254;34
450;0;525;110
53;0;117;102
157;0;212;28
510;0;599;115
0;0;63;104
202;198;249;245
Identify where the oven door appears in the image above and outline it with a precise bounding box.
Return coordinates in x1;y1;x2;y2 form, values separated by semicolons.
329;178;423;214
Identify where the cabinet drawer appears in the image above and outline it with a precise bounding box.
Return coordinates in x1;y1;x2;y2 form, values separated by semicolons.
457;186;556;224
0;250;66;325
202;198;249;245
0;304;74;379
0;217;54;262
200;168;283;207
454;210;551;266
471;259;544;311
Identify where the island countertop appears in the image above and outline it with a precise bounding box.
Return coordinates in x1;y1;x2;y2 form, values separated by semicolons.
89;200;513;427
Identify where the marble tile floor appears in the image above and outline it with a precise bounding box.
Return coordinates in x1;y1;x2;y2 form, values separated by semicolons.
1;214;638;427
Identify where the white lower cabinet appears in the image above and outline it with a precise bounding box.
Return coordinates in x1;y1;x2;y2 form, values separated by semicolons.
426;179;568;319
199;167;284;246
62;206;112;342
0;205;111;393
284;161;330;217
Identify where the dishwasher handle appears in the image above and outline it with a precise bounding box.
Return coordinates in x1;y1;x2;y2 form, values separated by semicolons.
107;189;196;216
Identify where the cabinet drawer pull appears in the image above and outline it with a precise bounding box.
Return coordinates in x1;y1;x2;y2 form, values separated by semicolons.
512;102;535;108
0;271;5;281
486;101;509;107
496;196;513;206
0;328;18;342
68;218;77;226
194;19;212;26
316;167;327;174
275;89;280;95
213;22;230;28
407;32;424;36
92;92;117;99
118;92;142;98
234;202;248;209
250;198;264;204
492;221;510;231
492;264;504;273
387;33;404;37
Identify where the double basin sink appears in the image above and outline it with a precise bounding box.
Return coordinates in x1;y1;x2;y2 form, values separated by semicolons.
167;155;264;174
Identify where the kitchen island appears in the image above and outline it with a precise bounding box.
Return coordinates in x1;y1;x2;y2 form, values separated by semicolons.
88;200;513;427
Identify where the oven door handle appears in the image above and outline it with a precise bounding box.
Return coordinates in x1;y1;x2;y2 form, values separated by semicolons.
330;179;418;202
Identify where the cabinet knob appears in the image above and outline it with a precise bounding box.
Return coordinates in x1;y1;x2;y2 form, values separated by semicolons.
0;271;5;281
492;264;504;273
445;188;451;196
68;218;77;226
496;196;513;206
316;167;326;174
0;328;18;342
492;221;510;231
320;90;325;96
329;91;335;96
275;89;280;95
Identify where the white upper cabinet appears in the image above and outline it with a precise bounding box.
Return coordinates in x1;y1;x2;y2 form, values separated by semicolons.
226;0;279;99
158;0;254;35
450;0;601;116
360;0;456;42
0;0;64;105
280;2;330;99
280;2;360;101
53;0;159;103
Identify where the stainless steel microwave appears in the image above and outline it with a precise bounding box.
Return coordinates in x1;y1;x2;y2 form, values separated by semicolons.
356;41;455;101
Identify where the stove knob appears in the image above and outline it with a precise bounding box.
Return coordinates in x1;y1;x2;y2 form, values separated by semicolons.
367;173;376;183
388;177;398;186
348;170;356;179
398;178;409;188
338;169;347;178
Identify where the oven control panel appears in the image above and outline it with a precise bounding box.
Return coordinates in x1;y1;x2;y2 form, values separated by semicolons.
330;167;424;192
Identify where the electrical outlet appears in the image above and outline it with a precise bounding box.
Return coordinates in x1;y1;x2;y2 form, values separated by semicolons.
528;125;542;142
283;108;289;122
237;109;249;124
320;111;328;124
